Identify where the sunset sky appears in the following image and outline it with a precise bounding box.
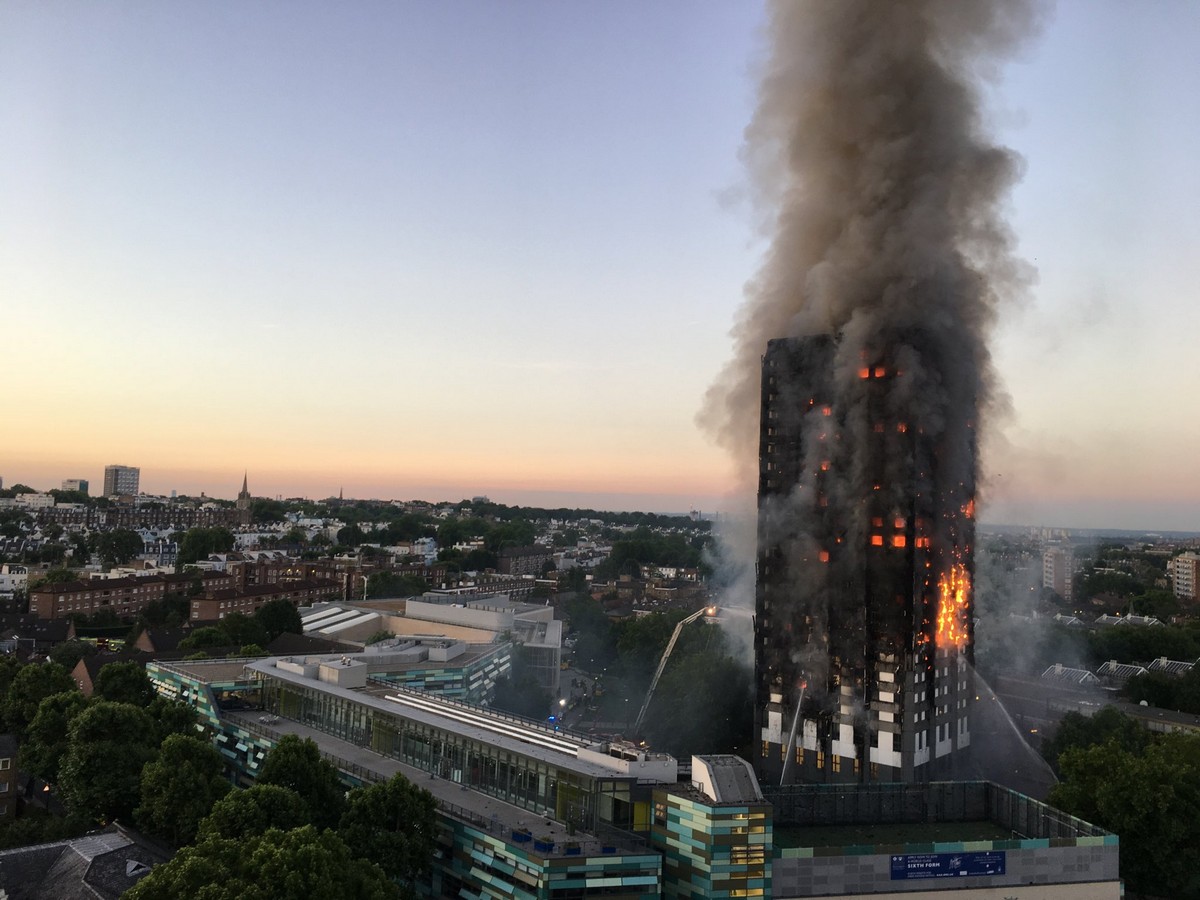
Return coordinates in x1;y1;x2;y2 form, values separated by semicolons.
3;2;1199;529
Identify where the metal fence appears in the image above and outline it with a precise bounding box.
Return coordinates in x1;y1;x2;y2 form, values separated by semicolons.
763;780;1111;840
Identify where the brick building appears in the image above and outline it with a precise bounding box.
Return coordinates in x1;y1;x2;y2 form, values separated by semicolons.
30;572;236;620
188;578;341;622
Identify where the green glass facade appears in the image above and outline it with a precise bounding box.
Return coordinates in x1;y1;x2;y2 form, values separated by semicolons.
257;674;639;832
652;789;772;900
368;643;510;702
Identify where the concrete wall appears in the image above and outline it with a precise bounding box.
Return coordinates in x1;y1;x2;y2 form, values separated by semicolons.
772;841;1119;899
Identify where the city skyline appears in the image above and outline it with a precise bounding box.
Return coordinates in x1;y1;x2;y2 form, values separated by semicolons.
4;2;1199;530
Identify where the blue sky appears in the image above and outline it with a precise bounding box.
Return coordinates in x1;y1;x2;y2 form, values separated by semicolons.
2;1;1198;529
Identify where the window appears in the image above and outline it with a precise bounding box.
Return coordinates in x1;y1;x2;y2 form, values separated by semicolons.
0;759;10;771
816;751;824;769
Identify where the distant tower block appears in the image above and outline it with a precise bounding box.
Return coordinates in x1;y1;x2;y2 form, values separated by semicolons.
754;336;976;786
103;465;140;497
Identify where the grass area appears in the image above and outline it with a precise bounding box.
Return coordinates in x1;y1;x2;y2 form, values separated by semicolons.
773;820;1015;849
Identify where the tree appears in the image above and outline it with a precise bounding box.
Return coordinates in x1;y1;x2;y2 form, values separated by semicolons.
147;696;201;744
336;524;366;547
339;773;438;883
94;529;145;567
94;661;156;706
49;638;96;670
59;701;159;822
254;599;302;642
1040;707;1150;773
366;572;428;599
2;662;76;737
36;567;79;587
124;826;399;900
256;735;346;829
19;690;88;783
1050;734;1200;898
179;626;230;651
197;784;309;842
135;734;231;846
176;526;235;567
218;612;268;648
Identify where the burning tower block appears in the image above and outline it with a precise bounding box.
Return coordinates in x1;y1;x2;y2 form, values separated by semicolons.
755;336;975;785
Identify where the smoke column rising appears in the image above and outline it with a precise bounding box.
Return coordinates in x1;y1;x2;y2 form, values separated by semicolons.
702;0;1040;484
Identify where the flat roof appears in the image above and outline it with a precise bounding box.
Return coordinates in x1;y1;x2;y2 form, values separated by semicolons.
243;657;665;782
222;711;649;857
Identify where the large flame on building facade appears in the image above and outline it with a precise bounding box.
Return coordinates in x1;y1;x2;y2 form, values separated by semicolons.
936;563;971;649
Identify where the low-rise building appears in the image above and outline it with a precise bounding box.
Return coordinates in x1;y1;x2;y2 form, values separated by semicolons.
29;572;236;620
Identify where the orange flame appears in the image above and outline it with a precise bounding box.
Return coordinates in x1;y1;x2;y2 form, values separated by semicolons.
936;564;970;649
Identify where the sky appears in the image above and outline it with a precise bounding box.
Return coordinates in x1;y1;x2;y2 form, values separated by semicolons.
2;2;1198;530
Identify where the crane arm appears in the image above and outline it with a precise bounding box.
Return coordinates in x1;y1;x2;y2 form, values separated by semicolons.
632;606;712;735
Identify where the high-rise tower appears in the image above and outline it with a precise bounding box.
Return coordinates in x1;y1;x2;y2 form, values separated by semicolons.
754;336;975;785
103;465;140;497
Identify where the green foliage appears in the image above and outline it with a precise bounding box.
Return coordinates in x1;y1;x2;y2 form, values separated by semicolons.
0;806;92;850
198;784;309;842
339;774;438;882
147;696;201;744
136;734;231;846
59;701;159;822
1126;665;1200;715
592;527;708;580
248;498;288;524
179;627;229;651
256;735;347;829
93;529;145;567
364;630;393;645
218;613;268;648
19;690;88;782
0;655;22;698
366;572;429;600
643;653;752;757
176;527;236;567
1040;707;1151;773
337;524;367;547
1085;623;1200;668
2;662;76;737
616;611;691;682
238;643;268;657
37;567;79;586
94;661;156;706
49;638;97;670
123;826;400;900
1050;733;1200;898
254;598;302;642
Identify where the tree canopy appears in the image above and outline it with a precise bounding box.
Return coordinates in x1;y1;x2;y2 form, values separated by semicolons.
94;661;156;706
2;662;76;737
254;599;303;642
123;826;400;900
136;734;231;846
197;784;310;843
339;774;438;883
59;701;160;822
256;735;346;829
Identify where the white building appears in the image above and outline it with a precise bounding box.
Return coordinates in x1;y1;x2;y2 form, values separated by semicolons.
1170;552;1200;603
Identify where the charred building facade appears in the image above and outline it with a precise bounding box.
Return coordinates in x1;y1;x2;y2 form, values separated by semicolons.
754;336;975;786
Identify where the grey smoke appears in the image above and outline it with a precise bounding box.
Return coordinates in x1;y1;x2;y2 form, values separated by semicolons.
702;0;1041;486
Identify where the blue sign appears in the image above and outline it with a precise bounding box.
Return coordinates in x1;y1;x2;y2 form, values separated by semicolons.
890;851;1005;880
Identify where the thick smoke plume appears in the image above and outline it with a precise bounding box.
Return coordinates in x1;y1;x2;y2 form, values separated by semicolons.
702;0;1038;484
